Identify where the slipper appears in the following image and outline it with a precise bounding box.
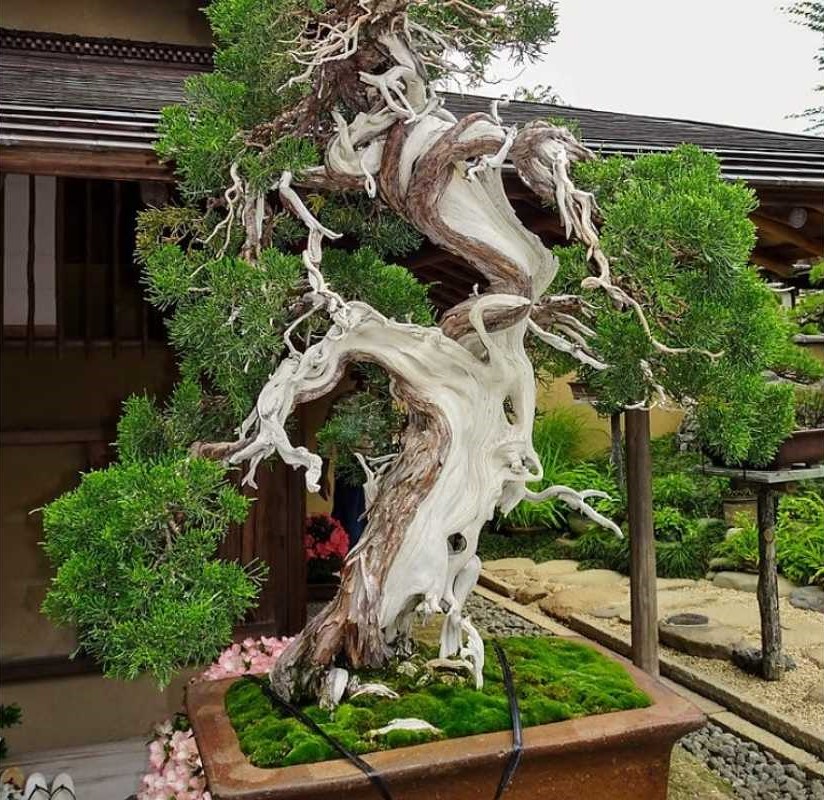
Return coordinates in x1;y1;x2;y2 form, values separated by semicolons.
22;774;49;800
48;775;75;800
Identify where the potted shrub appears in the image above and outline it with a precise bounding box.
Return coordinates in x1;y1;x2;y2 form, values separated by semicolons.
187;637;704;800
770;386;824;468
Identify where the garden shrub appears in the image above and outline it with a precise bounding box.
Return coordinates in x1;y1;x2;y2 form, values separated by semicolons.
501;410;619;531
41;454;262;686
713;491;824;586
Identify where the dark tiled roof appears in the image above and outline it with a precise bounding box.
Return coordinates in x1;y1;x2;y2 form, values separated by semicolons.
1;37;822;187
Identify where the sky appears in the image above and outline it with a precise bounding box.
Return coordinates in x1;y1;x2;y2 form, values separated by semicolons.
469;0;822;135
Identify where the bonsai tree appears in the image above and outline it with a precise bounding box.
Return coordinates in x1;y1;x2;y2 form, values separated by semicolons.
41;0;821;702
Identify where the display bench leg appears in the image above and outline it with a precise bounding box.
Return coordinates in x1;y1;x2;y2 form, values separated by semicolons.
757;488;782;681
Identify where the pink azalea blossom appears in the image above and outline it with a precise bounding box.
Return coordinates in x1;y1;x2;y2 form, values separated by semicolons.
138;634;293;800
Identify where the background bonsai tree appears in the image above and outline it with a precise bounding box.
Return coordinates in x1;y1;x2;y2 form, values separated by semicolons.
40;0;821;701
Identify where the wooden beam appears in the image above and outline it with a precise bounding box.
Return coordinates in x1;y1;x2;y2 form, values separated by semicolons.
756;489;783;681
752;213;823;256
625;408;659;677
0;146;172;182
26;174;36;356
751;249;794;278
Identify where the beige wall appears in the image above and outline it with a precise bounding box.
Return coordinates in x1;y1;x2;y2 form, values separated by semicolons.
537;373;684;456
1;0;211;45
0;670;197;753
0;347;178;748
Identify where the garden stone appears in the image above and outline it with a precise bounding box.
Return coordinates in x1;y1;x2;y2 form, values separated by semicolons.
478;572;515;599
591;605;622;619
514;583;548;605
712;571;795;596
546;569;628;588
731;645;796;676
482;558;536;573
527;559;580;580
656;578;698;591
708;557;740;572
804;681;824;705
539;585;628;619
789;585;824;614
658;617;748;660
803;645;824;668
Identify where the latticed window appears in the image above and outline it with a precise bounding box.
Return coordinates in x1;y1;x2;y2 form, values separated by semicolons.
1;173;165;353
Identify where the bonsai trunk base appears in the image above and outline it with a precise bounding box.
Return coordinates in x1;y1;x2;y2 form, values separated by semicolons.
186;638;704;800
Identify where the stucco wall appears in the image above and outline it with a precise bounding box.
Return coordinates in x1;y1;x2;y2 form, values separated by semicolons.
0;0;211;45
537;374;684;457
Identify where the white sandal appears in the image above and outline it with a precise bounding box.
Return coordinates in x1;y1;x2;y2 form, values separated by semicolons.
22;774;49;800
48;775;75;800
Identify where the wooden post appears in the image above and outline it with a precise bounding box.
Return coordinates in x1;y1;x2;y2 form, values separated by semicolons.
625;408;659;677
609;412;625;493
757;488;783;680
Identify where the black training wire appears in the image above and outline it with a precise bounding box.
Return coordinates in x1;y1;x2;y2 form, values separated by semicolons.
492;641;524;800
246;645;523;800
247;675;394;800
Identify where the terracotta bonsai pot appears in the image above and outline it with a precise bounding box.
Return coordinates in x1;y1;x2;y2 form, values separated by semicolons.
567;380;596;403
722;495;758;526
770;428;824;468
187;638;704;800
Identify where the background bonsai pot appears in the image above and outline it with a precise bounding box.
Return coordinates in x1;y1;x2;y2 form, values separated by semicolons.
769;428;824;468
187;638;704;800
722;494;758;525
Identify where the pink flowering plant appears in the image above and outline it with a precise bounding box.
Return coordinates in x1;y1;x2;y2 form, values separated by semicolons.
138;635;292;800
304;513;349;584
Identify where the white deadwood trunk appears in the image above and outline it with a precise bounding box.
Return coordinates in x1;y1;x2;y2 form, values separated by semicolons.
224;30;627;702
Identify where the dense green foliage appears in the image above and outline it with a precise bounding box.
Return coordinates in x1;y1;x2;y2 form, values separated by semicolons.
573;436;728;579
792;260;824;335
0;703;22;761
501;409;617;530
226;636;648;767
548;146;822;466
714;489;824;586
484;434;732;580
41;454;261;686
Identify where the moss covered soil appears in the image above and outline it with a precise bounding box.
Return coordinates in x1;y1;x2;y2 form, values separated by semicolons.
226;636;650;769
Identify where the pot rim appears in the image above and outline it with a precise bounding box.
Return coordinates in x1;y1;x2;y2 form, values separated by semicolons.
187;636;705;798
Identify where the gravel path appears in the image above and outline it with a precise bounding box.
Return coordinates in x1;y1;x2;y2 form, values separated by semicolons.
467;592;824;800
681;723;824;800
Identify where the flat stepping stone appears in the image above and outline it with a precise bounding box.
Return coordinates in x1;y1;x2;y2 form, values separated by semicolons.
591;605;623;620
789;585;824;614
482;557;536;572
546;569;628;588
527;559;580;579
658;616;749;660
712;571;795;596
514;583;548;605
539;585;628;620
657;578;699;591
803;645;824;668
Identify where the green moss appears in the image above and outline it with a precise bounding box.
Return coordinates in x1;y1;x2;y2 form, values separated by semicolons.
225;636;650;769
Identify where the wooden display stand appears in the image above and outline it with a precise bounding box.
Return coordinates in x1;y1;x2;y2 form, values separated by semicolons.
701;464;824;680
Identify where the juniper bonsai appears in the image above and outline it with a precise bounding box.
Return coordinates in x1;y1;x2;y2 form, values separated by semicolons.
41;0;819;698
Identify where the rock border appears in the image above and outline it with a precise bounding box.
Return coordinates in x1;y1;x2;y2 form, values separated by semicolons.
474;578;824;768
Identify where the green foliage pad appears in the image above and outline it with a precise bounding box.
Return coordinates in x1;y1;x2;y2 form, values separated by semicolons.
225;636;650;768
